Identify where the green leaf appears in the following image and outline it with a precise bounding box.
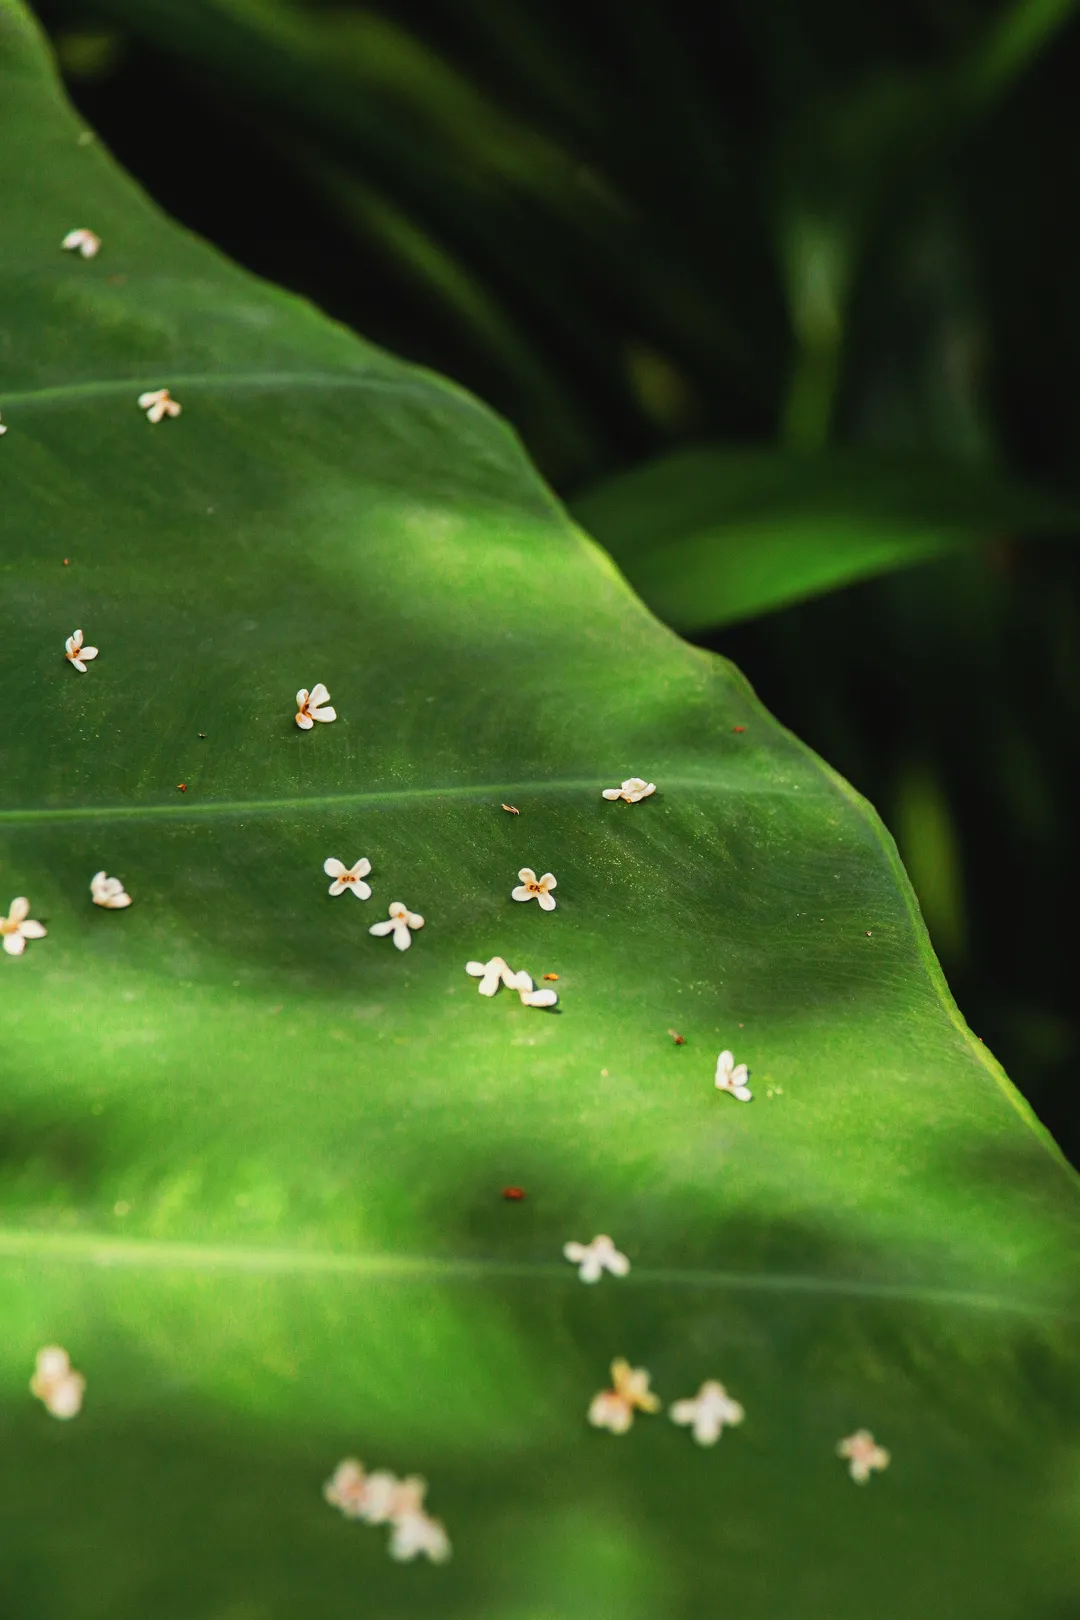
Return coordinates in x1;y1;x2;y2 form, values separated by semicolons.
1;7;1078;1616
571;446;1079;630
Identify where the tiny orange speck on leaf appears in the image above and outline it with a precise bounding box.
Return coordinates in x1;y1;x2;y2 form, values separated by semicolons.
177;783;187;792
543;973;559;981
502;1186;526;1201
668;1028;685;1044
732;725;747;733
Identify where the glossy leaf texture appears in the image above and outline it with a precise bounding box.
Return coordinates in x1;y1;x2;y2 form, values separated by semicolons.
1;7;1078;1617
571;446;1080;631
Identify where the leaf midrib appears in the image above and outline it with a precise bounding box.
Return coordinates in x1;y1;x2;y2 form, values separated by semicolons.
0;1227;1068;1317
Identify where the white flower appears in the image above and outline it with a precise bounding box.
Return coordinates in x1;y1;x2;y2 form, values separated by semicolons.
511;867;557;910
465;955;513;996
715;1049;752;1102
64;628;98;673
563;1234;629;1284
370;901;424;950
30;1345;86;1419
587;1359;660;1434
62;227;101;259
137;387;181;422
669;1380;745;1445
389;1511;452;1563
1;897;47;957
0;411;7;435
324;857;371;899
323;1458;370;1517
90;870;131;909
505;968;558;1008
837;1429;890;1483
295;682;336;729
601;777;656;803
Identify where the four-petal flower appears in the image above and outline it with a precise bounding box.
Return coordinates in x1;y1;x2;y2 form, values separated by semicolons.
511;867;557;910
669;1380;745;1445
563;1234;629;1283
505;968;558;1008
324;857;372;899
30;1345;86;1419
64;628;98;673
138;387;181;422
465;955;513;996
588;1359;661;1434
715;1049;752;1102
2;897;47;957
62;227;101;259
91;871;132;909
837;1429;890;1483
295;683;337;729
601;777;656;803
370;901;424;950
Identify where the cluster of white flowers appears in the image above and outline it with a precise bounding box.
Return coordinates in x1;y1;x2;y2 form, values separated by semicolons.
465;955;557;1007
30;1346;86;1419
587;1360;747;1449
323;1459;451;1562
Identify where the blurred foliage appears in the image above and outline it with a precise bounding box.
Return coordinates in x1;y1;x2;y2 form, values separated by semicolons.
31;0;1080;1159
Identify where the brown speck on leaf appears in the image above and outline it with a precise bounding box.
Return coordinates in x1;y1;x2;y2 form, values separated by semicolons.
668;1028;685;1045
501;803;520;815
106;274;127;286
865;930;872;937
198;733;207;738
543;973;559;981
177;783;188;792
62;558;70;566
600;1067;609;1077
732;725;746;733
502;1186;526;1201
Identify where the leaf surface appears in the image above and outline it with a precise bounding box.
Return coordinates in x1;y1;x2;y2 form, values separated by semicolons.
1;8;1078;1617
571;446;1078;629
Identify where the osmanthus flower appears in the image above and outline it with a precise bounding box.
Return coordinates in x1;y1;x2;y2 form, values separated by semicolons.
837;1429;890;1483
30;1345;86;1419
0;411;7;435
324;857;372;899
511;867;557;910
323;1461;451;1562
669;1380;745;1446
505;968;558;1008
295;683;336;729
323;1458;369;1518
64;628;98;672
715;1049;752;1102
2;897;47;957
369;901;424;950
137;387;181;422
90;871;132;909
563;1234;629;1283
465;956;513;996
588;1358;661;1434
602;777;656;803
62;227;101;258
389;1509;452;1564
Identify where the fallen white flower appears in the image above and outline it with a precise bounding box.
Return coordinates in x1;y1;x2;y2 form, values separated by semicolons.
323;1458;370;1517
601;777;656;803
465;956;513;996
324;857;372;899
511;867;557;911
137;387;181;423
563;1234;629;1284
588;1358;660;1434
370;901;424;951
389;1511;452;1564
715;1049;752;1102
90;871;132;909
506;968;558;1008
837;1429;890;1483
62;227;101;259
1;897;47;957
0;411;7;435
64;628;98;673
669;1380;745;1445
295;682;336;729
30;1345;86;1419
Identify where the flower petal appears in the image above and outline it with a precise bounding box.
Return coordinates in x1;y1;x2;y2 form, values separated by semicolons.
323;858;347;879
601;788;622;799
510;886;532;903
312;704;337;722
327;880;347;896
295;712;314;731
537;892;557;912
308;683;330;707
2;931;26;955
9;897;30;922
368;920;395;936
19;920;47;939
350;881;372;900
392;926;413;950
517;868;537;885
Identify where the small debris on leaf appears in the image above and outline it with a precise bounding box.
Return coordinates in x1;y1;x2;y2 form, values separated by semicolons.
732;725;747;733
668;1028;685;1044
543;972;559;981
61;227;101;259
501;803;519;815
63;558;70;566
176;783;187;792
501;1186;526;1201
198;732;206;738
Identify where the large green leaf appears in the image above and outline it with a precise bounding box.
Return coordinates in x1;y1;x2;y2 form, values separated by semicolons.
571;446;1079;631
1;7;1078;1616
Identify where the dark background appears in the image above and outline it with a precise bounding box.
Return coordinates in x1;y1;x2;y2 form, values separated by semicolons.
32;0;1080;1161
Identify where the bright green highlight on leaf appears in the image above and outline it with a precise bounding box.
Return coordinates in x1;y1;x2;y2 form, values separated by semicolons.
572;446;1078;631
1;4;1078;1615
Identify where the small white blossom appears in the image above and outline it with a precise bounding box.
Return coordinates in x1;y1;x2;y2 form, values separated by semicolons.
64;628;98;673
62;227;101;259
323;1458;370;1517
2;897;47;957
601;777;656;803
563;1234;629;1283
465;955;513;996
389;1511;452;1563
0;411;7;435
837;1429;890;1483
90;870;132;909
370;901;424;951
30;1345;85;1419
295;682;336;729
506;968;558;1008
588;1359;660;1434
669;1381;745;1445
137;387;181;422
715;1049;752;1102
324;857;371;899
511;867;557;910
